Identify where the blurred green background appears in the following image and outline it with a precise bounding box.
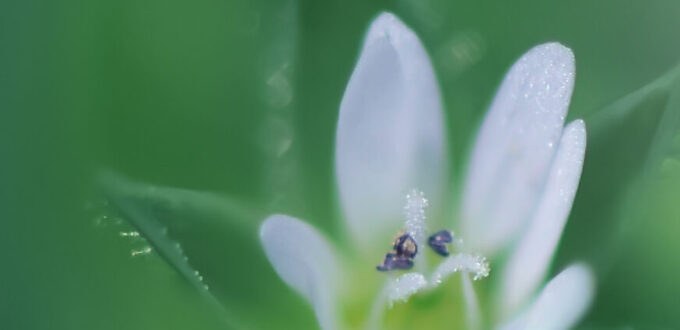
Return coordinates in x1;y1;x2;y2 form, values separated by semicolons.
2;0;680;329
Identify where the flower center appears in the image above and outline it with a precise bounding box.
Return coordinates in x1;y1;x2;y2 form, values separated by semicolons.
373;189;491;306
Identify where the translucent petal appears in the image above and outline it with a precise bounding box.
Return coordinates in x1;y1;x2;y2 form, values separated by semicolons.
260;215;341;330
335;12;446;248
497;264;595;330
498;120;587;317
462;43;575;255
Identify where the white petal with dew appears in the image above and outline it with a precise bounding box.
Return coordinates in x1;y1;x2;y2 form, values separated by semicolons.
386;272;428;307
499;120;587;318
497;263;595;330
335;12;446;249
462;43;575;255
260;215;340;330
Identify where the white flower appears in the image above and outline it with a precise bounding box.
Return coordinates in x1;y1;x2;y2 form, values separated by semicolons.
260;12;594;330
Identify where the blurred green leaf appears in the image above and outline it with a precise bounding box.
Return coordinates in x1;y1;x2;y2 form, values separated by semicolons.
99;172;318;330
557;65;680;328
588;148;680;328
559;64;680;268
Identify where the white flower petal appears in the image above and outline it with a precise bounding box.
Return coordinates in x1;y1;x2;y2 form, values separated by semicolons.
499;120;587;317
462;42;575;255
260;214;340;330
497;264;595;330
335;12;446;248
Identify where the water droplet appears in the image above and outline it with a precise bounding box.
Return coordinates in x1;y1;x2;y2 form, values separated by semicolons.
265;64;293;108
434;31;486;75
258;116;293;158
131;246;152;257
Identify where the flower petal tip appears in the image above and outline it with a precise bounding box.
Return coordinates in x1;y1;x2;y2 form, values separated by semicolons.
259;214;341;330
527;263;596;329
515;42;575;108
259;213;288;240
565;119;587;152
570;118;586;133
564;262;596;296
528;42;575;72
365;12;416;47
534;42;574;59
497;263;596;330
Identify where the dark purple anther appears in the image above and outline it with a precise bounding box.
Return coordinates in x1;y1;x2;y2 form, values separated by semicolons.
393;233;418;259
428;230;453;257
376;253;414;271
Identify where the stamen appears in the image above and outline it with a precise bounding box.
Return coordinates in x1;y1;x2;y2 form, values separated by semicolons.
428;230;454;256
429;253;490;286
375;190;429;273
404;189;428;246
386;272;427;308
366;272;427;329
376;253;414;271
366;271;429;328
393;232;417;259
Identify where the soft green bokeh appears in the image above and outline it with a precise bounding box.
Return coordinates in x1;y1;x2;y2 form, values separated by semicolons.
2;0;680;329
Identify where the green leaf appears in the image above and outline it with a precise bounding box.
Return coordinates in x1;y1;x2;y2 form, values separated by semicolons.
98;172;318;330
558;64;680;269
557;66;680;328
600;155;680;327
580;138;680;329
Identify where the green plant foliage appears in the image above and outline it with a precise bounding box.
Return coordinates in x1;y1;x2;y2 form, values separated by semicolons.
4;0;680;329
558;65;680;328
99;172;318;329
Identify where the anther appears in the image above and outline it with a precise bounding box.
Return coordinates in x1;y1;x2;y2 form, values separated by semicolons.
377;232;419;272
376;189;428;272
428;230;453;257
376;253;414;271
393;232;418;259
